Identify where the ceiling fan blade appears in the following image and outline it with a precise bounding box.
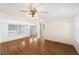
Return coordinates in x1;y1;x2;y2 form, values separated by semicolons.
20;10;30;12
38;11;48;14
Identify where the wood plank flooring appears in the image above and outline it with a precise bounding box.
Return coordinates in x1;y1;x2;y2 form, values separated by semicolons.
0;37;78;55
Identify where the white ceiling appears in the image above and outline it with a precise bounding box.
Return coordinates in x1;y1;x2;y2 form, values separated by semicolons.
0;3;79;20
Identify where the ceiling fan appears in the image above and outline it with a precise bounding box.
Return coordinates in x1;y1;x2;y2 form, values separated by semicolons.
20;3;48;19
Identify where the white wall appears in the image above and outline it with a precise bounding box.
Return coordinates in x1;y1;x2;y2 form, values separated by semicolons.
0;12;29;22
44;19;74;45
0;19;30;43
74;15;79;54
0;20;2;42
0;12;31;43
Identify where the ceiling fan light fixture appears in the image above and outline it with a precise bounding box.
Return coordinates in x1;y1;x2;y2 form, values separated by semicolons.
20;3;48;20
26;11;39;20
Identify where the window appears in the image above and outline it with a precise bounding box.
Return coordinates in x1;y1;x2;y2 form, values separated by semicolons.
8;24;18;35
8;24;26;36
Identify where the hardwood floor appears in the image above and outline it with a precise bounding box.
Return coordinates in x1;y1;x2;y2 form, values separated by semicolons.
0;37;78;55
